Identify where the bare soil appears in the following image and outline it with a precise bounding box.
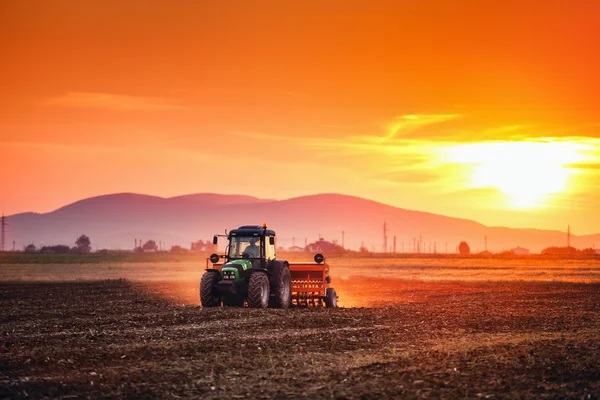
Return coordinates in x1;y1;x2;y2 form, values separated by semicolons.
1;278;599;399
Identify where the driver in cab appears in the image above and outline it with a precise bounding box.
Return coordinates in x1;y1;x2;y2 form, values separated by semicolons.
243;238;260;258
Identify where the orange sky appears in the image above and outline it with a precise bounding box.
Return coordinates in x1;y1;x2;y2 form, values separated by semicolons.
1;0;599;234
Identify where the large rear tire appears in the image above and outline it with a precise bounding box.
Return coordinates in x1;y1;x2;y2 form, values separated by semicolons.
325;287;337;308
269;266;292;309
200;272;221;308
248;272;270;308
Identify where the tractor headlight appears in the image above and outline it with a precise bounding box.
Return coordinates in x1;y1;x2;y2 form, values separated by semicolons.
223;271;235;280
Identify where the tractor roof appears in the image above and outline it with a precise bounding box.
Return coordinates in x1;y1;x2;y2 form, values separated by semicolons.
230;225;276;237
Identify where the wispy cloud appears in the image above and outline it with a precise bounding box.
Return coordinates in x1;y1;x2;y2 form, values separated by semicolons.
45;92;184;111
232;113;461;155
231;118;600;199
382;113;462;142
567;162;600;170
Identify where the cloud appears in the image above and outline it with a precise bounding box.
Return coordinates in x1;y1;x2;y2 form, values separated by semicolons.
369;169;444;184
383;113;462;141
45;92;184;111
231;122;600;199
567;162;600;170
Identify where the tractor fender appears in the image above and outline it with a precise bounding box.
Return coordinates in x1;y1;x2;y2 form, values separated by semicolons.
205;268;220;274
267;259;289;288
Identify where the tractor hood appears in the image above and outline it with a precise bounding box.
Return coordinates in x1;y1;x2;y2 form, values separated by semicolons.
222;259;253;271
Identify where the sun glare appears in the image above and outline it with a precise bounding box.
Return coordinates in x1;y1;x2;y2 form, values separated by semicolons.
445;141;588;208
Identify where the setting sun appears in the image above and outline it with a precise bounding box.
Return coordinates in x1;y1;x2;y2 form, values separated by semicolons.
445;140;589;208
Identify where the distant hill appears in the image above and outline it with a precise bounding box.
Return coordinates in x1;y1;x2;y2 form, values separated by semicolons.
5;193;600;253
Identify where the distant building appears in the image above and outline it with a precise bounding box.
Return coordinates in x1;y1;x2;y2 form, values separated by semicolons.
511;246;530;255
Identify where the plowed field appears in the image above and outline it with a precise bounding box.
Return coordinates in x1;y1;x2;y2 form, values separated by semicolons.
2;272;599;399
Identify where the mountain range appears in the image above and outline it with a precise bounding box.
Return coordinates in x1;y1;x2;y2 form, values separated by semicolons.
5;193;599;253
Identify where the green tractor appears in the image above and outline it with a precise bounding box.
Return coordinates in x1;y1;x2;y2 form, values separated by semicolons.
200;225;293;308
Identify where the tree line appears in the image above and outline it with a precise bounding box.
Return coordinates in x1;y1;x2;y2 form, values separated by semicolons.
21;235;216;253
24;235;92;253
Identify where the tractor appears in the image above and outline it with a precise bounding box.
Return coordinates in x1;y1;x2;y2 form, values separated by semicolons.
200;224;337;308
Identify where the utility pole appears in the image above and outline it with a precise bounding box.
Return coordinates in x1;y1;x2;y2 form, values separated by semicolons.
434;241;437;254
342;231;345;249
393;236;397;253
383;222;389;253
1;215;7;252
567;225;571;248
413;237;416;254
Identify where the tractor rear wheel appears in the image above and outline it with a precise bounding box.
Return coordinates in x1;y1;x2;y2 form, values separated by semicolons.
325;287;337;308
200;272;221;308
248;272;270;308
269;266;291;309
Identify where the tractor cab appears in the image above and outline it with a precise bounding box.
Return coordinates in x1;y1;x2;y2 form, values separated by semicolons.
212;225;276;270
222;225;276;268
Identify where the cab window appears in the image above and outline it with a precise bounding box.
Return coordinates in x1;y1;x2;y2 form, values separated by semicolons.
265;236;276;260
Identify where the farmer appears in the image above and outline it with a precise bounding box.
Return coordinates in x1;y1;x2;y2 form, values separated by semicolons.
244;237;260;258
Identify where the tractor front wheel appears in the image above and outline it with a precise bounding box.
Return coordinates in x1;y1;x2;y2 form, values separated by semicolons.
248;272;270;308
325;287;337;308
200;272;221;308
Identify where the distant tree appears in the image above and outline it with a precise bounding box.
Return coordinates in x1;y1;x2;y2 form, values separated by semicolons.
541;246;577;256
458;241;470;255
305;238;346;254
40;245;71;254
75;235;91;253
24;244;37;253
170;245;188;253
191;239;217;252
142;240;158;251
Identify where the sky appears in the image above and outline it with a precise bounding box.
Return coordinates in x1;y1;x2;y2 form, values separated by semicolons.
1;0;599;234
